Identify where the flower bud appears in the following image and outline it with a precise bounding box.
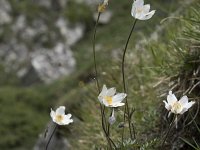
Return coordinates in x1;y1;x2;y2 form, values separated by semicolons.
108;109;116;125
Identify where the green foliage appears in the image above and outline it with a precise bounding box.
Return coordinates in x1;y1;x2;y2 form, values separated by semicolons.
0;64;20;86
63;0;93;27
0;87;49;149
146;2;200;149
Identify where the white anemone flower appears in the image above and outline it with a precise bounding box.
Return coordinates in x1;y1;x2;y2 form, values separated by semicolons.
98;85;127;107
163;91;195;115
131;0;155;20
50;106;73;125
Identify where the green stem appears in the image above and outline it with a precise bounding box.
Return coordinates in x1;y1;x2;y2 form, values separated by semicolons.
93;12;101;93
45;124;58;150
93;12;116;149
121;19;137;141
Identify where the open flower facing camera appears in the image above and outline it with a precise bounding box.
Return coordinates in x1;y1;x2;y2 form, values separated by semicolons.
50;106;73;125
163;91;195;115
131;0;155;20
98;85;127;107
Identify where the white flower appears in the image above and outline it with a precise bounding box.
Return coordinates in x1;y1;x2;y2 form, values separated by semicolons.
131;0;155;20
50;106;73;125
163;91;195;115
98;85;127;107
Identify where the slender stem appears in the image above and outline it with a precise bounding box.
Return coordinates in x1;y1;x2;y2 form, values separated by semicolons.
93;12;116;148
161;115;176;148
45;124;58;150
121;19;137;141
93;12;101;93
92;12;115;149
107;121;111;137
100;105;111;148
100;104;116;149
107;108;113;136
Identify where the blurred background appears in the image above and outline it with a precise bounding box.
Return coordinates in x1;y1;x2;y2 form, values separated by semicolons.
0;0;199;149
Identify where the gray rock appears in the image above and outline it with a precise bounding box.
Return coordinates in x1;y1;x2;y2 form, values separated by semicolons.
56;18;85;46
31;43;76;83
0;41;29;72
0;0;12;25
0;1;90;84
34;122;71;150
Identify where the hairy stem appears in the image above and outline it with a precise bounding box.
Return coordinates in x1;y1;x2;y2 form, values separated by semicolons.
93;12;101;93
93;12;116;149
121;19;137;141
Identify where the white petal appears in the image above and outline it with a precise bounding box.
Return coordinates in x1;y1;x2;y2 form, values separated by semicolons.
62;114;73;125
134;0;144;7
163;100;171;111
56;106;65;115
179;108;188;114
140;10;155;20
112;102;125;107
98;95;104;103
98;85;108;103
167;91;177;105
179;96;188;105
50;109;56;119
131;4;137;17
184;101;195;109
112;93;127;103
65;113;72;119
56;121;63;125
99;85;107;97
135;11;144;20
142;4;150;14
106;87;116;96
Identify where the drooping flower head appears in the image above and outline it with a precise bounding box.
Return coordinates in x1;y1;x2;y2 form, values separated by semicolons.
163;91;195;115
98;85;127;107
50;106;73;125
108;109;116;125
131;0;155;20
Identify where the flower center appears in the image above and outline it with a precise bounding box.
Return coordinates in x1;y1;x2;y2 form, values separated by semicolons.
136;7;143;13
104;96;113;105
55;115;63;123
172;102;182;114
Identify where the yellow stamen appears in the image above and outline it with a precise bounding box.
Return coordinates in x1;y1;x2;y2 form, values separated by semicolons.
136;8;143;13
172;102;182;113
104;96;113;105
55;115;63;123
